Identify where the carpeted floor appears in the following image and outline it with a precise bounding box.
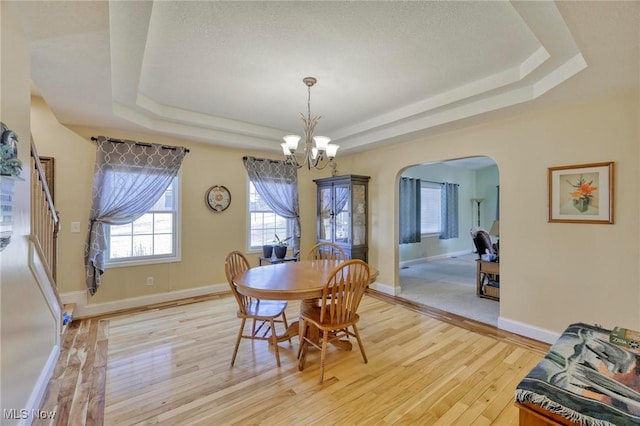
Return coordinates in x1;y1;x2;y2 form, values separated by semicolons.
398;253;499;326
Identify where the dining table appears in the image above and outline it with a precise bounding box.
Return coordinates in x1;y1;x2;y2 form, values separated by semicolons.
233;259;378;352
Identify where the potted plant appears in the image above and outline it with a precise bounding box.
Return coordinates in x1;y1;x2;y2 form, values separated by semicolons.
262;244;274;259
273;234;291;259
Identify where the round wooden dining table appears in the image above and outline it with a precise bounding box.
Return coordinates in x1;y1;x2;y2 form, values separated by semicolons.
233;259;378;349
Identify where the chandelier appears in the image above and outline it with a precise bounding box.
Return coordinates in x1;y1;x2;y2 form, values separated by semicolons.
281;77;339;174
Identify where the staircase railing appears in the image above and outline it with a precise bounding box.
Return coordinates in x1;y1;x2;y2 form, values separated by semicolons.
30;138;61;303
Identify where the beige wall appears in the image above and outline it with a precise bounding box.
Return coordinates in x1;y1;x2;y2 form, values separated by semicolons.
338;90;640;335
1;2;58;419
31;97;328;305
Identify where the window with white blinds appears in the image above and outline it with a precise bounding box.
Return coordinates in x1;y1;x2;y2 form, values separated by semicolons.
420;181;441;235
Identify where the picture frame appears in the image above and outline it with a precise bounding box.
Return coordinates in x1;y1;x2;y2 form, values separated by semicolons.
548;161;614;224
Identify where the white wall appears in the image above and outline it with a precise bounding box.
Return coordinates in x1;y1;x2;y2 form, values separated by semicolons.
1;3;59;423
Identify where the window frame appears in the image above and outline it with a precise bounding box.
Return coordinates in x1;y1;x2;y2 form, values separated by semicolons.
247;181;292;252
420;181;442;237
104;174;182;268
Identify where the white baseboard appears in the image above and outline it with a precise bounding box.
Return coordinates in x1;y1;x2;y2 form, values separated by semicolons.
400;249;473;268
497;316;561;344
61;283;229;319
60;290;87;312
19;345;60;426
369;281;400;296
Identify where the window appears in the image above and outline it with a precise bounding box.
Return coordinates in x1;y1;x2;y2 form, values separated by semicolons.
248;182;290;249
106;178;179;265
420;181;441;235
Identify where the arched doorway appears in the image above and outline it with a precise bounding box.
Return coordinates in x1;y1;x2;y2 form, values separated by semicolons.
397;156;500;326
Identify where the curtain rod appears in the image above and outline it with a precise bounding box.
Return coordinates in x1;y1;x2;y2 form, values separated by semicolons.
402;177;459;186
91;136;190;153
242;156;280;163
422;180;459;186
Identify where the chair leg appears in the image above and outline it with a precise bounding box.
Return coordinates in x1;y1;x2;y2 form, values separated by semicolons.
252;318;257;337
270;319;281;367
296;319;306;360
231;318;246;366
297;320;308;371
319;330;329;384
352;323;368;364
281;311;291;344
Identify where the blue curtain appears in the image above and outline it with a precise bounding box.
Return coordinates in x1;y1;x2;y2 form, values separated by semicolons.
439;182;459;240
399;177;421;244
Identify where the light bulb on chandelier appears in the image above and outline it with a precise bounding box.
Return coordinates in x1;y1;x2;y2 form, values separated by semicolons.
281;77;339;175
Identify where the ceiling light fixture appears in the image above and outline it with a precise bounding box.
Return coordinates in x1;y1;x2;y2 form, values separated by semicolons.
281;77;339;175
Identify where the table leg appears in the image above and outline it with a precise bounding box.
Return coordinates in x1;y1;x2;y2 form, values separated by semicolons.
299;300;320;344
270;320;298;344
286;321;299;339
330;336;352;351
272;300;316;344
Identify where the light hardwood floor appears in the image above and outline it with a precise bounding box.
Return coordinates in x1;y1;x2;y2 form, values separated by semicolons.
35;291;549;425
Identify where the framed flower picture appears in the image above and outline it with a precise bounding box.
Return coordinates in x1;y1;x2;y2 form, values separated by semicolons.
548;161;614;224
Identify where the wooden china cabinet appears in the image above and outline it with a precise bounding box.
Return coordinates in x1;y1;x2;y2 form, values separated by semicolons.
313;174;370;261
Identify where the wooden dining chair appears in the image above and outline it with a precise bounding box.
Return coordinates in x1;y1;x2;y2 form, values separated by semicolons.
297;259;370;383
224;251;290;367
306;242;347;262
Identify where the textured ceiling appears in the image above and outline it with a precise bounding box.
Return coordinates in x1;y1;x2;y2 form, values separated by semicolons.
13;1;640;157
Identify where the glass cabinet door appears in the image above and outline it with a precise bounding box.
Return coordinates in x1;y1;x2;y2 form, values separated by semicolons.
334;185;350;244
352;184;366;246
318;186;332;241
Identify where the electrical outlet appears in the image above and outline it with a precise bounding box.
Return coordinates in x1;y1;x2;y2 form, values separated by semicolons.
71;222;81;233
146;276;154;286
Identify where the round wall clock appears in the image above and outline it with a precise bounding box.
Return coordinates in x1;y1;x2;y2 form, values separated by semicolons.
205;185;231;212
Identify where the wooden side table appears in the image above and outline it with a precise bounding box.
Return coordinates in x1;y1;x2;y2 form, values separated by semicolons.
476;260;500;300
259;255;298;266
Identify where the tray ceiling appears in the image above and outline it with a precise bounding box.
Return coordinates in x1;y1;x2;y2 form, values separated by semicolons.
13;1;639;154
